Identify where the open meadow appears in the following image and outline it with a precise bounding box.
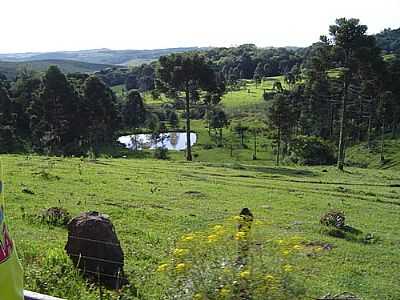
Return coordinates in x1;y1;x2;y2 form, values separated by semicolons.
2;154;399;299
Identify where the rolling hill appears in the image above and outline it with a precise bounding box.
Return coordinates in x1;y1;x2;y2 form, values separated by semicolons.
0;47;204;66
0;59;114;79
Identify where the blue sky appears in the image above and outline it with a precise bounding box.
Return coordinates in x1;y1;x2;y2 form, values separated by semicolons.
1;0;399;53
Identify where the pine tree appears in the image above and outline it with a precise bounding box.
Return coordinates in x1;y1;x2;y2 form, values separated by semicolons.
82;76;120;149
29;66;79;154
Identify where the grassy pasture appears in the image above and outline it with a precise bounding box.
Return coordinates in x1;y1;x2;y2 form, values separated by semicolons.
2;154;399;299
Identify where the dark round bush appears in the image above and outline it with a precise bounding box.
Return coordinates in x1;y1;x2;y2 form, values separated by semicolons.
290;135;336;165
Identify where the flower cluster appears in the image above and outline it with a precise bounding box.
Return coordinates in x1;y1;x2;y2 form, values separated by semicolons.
155;216;306;299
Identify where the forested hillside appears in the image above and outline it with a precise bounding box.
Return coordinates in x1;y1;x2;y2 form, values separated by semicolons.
0;47;203;65
0;60;113;79
375;27;400;53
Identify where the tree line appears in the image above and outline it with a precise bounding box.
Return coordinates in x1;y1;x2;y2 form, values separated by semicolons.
0;66;170;155
267;18;400;169
0;55;226;157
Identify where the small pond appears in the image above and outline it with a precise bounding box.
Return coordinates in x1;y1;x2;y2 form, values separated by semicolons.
118;132;197;151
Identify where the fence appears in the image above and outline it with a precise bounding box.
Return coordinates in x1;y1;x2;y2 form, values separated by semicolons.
24;290;64;300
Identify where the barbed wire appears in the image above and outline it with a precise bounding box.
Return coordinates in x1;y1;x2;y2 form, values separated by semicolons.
67;235;122;247
68;253;124;266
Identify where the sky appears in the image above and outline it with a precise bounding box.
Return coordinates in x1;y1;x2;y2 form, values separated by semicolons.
1;0;399;53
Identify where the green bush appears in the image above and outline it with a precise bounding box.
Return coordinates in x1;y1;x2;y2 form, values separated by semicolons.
153;147;169;160
290;136;336;165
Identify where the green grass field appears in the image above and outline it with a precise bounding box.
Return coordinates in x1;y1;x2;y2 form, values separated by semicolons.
2;154;399;299
6;78;397;299
221;77;285;110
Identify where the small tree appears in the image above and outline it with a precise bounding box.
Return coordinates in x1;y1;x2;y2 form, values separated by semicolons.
253;63;264;88
168;110;179;129
234;122;248;148
123;90;146;131
209;107;229;144
268;93;294;165
145;113;160;134
377;91;392;163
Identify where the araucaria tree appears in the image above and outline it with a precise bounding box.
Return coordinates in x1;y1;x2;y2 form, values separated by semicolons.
157;53;220;161
327;18;371;170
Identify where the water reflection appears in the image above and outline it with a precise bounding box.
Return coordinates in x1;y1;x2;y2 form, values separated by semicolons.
118;132;197;150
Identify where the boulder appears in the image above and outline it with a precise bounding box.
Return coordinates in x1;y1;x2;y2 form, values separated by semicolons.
65;211;127;289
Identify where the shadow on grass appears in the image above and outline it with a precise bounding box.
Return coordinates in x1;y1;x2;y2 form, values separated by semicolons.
321;225;380;244
206;163;317;177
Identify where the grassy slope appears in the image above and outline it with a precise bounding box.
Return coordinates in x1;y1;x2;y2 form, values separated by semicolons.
221;77;285;109
346;138;400;170
2;155;400;299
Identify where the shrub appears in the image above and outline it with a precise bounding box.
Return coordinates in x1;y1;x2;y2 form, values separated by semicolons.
320;210;345;228
40;207;71;227
290;136;336;165
153;147;169;160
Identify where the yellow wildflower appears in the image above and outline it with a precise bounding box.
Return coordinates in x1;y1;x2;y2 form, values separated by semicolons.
219;287;230;296
173;248;189;257
282;250;290;256
315;246;323;252
157;263;168;272
276;239;284;245
207;234;218;243
193;293;203;300
290;236;303;244
283;264;293;272
213;225;223;231
264;274;275;281
213;225;226;236
235;231;247;240
182;233;195;242
293;245;303;250
240;270;251;279
175;263;187;272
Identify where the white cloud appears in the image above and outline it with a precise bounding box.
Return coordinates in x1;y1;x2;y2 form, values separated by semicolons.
1;0;399;53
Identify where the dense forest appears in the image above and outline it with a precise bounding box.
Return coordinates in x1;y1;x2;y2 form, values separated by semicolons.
375;27;400;53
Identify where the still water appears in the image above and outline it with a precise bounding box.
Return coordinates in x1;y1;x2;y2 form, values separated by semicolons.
118;132;197;150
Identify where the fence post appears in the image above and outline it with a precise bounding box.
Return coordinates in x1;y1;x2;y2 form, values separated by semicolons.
236;208;253;300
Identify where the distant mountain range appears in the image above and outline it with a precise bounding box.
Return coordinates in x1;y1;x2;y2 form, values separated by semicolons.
0;47;204;66
1;31;399;80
